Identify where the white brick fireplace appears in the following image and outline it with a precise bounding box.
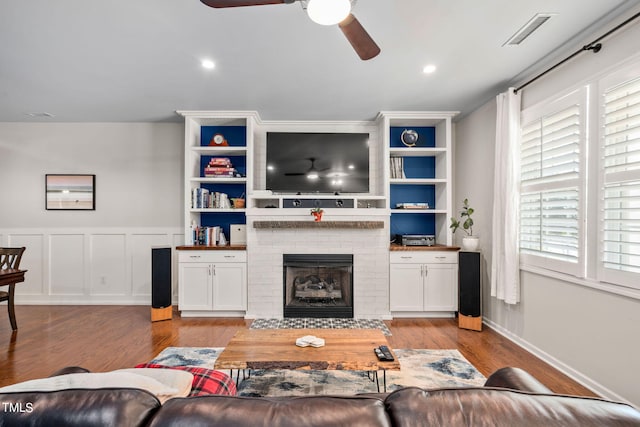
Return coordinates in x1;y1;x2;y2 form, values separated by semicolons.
245;213;391;319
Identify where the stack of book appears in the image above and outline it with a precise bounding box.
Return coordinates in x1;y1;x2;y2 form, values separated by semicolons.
395;202;430;209
190;225;227;246
390;157;406;179
205;157;236;178
191;189;231;209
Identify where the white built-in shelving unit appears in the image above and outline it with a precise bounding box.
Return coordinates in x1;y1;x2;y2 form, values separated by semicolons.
377;111;458;246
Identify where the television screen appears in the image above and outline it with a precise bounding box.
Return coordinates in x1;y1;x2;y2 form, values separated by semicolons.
266;132;370;194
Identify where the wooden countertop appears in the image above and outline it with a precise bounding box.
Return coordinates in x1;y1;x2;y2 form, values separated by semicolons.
390;243;460;251
176;245;246;251
177;244;458;251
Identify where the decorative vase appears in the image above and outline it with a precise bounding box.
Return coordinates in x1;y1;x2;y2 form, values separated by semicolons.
462;236;479;251
312;212;323;222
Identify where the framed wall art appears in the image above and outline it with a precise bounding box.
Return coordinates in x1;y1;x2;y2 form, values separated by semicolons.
45;174;96;210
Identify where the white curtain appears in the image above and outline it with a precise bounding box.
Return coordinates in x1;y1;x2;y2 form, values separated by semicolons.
491;88;521;304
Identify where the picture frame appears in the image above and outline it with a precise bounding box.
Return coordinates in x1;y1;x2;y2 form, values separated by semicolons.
45;174;96;210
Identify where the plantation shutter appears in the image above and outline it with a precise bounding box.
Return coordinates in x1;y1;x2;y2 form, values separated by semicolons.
601;75;640;285
520;94;583;273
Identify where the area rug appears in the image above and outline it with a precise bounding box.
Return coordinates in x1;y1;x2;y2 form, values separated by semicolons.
250;318;392;336
149;347;485;397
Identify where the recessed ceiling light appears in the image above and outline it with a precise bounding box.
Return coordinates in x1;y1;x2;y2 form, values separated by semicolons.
201;59;215;70
422;64;437;74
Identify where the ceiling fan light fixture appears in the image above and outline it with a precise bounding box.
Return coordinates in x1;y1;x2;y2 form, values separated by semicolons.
307;0;351;25
307;171;319;180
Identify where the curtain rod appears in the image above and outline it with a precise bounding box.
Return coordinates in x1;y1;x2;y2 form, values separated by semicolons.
514;10;640;94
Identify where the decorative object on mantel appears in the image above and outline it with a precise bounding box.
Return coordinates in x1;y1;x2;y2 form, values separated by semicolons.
450;198;479;251
310;207;324;222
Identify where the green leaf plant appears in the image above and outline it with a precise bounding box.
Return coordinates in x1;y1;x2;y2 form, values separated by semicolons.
450;198;474;237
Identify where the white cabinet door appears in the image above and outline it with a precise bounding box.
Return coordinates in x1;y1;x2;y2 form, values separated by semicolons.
212;262;247;311
389;263;424;311
178;263;213;311
423;263;458;311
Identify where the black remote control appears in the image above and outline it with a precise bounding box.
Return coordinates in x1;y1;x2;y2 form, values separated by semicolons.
374;345;394;361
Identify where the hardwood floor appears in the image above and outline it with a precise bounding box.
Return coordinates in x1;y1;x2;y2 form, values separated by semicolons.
0;305;596;397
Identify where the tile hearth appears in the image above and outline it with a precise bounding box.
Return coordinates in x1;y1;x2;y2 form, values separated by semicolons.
250;318;392;336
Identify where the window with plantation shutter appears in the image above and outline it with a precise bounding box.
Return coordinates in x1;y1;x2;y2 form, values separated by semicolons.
599;71;640;289
517;58;640;297
519;89;585;276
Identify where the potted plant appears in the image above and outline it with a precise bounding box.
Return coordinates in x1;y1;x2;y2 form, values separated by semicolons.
450;198;479;251
310;207;324;222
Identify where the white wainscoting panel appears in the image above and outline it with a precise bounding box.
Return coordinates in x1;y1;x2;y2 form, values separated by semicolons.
90;234;127;296
1;228;182;305
49;234;85;296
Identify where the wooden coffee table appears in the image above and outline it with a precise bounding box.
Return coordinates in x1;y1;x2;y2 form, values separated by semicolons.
214;328;400;392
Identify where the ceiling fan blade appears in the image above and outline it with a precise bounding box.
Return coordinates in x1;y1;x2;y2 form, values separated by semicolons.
338;14;380;61
200;0;289;8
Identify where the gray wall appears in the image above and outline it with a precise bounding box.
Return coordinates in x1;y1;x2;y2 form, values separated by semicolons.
454;9;640;406
0;123;183;228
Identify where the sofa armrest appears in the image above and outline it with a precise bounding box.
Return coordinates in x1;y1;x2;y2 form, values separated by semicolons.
48;366;91;377
484;367;552;393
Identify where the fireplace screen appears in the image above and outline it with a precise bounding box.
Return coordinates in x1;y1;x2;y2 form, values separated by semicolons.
283;254;353;318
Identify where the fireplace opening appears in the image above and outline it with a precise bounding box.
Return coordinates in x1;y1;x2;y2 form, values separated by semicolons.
283;254;353;318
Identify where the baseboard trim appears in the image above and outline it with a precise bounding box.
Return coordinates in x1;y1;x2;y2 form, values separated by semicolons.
483;318;631;405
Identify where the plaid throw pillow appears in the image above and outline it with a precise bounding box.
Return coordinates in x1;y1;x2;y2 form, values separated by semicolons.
134;363;236;397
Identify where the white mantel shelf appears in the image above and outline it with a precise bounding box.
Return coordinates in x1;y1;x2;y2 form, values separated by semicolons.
252;221;385;229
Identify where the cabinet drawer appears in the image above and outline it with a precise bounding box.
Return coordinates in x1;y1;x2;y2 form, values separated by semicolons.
179;251;247;263
390;251;458;264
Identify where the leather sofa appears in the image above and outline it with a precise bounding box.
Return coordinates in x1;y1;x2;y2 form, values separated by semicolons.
1;367;639;426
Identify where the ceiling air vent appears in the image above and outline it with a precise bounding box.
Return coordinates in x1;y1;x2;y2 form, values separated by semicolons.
25;112;55;118
504;13;554;46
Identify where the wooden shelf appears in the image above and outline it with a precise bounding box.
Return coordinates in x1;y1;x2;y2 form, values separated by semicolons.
176;245;247;251
253;221;385;229
390;243;460;251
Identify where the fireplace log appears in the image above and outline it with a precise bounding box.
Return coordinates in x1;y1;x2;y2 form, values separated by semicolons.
295;289;342;299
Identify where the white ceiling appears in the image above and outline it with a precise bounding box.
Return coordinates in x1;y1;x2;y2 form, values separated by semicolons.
1;0;637;123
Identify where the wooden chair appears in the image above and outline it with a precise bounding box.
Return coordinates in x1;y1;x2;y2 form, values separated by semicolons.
0;247;26;330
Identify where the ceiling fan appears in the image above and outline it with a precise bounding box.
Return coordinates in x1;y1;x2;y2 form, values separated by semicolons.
200;0;381;60
284;158;330;179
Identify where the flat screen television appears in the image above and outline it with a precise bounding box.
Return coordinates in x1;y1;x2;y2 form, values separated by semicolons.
266;132;370;194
